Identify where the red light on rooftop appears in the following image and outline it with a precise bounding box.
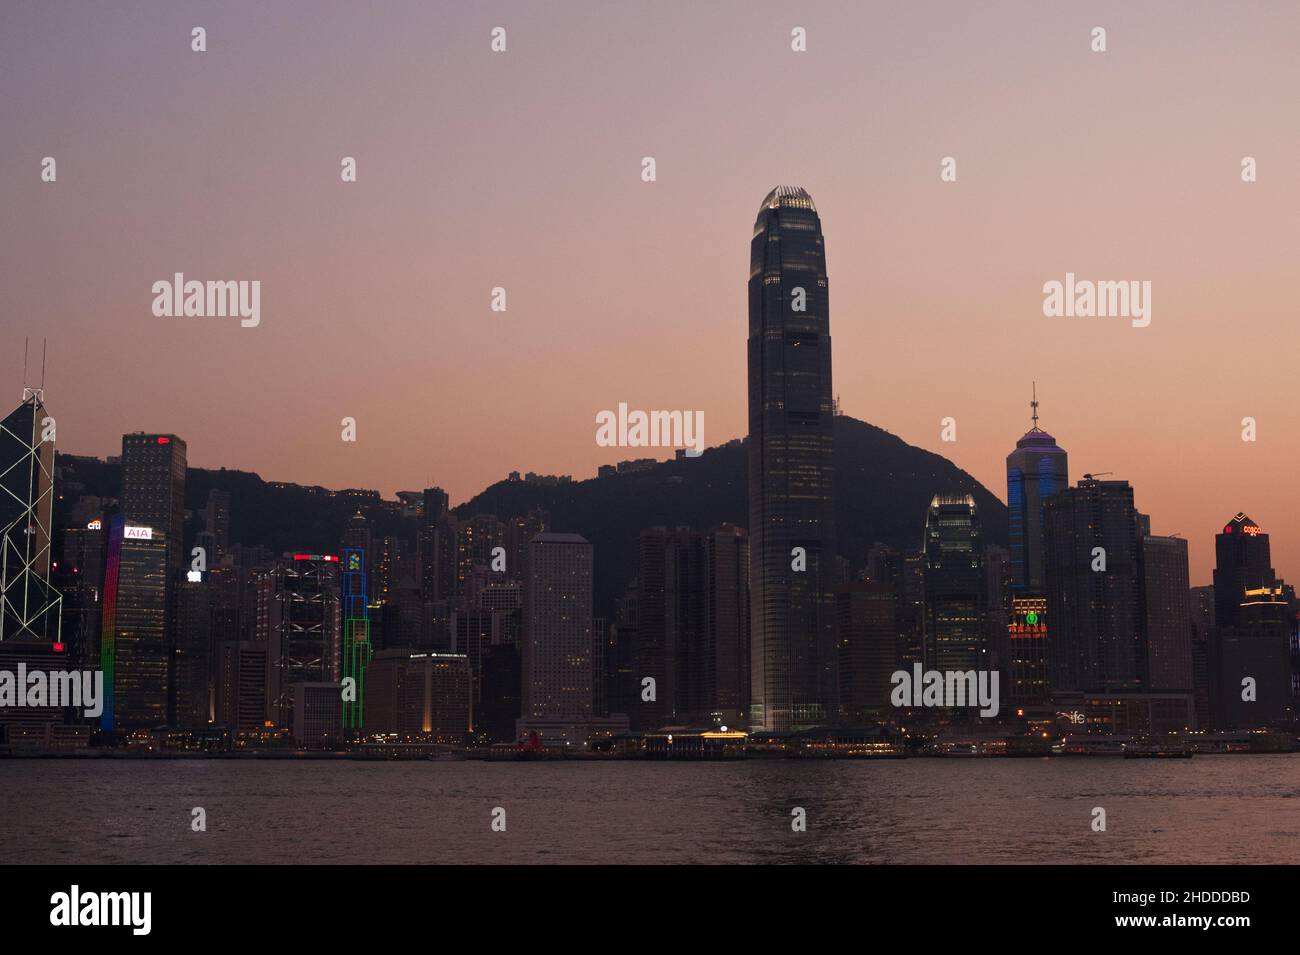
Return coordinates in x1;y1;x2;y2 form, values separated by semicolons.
53;642;64;652
157;436;170;444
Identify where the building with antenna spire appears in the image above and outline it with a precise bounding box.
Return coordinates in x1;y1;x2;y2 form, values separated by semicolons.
1002;385;1067;706
1;339;63;645
1005;384;1068;594
0;389;63;644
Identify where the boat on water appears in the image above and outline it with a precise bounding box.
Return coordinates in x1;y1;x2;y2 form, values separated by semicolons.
1123;740;1194;758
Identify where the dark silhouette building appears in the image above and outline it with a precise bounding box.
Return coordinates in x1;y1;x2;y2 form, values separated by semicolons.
635;525;749;729
120;432;186;573
836;580;897;721
216;639;268;735
1138;534;1193;692
173;574;213;728
1043;477;1142;692
1213;513;1275;629
1210;515;1292;728
479;641;520;741
922;494;988;672
747;185;837;731
0;392;62;644
518;532;594;742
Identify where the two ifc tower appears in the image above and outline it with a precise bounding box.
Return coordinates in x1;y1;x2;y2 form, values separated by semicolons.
745;187;1065;733
747;186;836;732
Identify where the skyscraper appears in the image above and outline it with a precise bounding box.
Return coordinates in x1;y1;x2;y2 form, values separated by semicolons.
1210;515;1292;728
0;391;62;644
1213;513;1275;630
365;650;472;738
173;573;214;728
341;547;372;732
215;640;268;735
340;511;372;599
265;554;341;730
55;520;104;667
836;580;897;721
747;185;837;732
635;524;749;729
1043;477;1142;692
120;433;186;572
1139;534;1194;691
100;516;169;731
1006;594;1050;705
634;528;684;730
519;532;593;740
1005;387;1068;594
921;494;988;672
704;524;749;728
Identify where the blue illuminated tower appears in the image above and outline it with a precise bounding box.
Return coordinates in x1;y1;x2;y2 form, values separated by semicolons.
1006;385;1068;594
341;547;371;732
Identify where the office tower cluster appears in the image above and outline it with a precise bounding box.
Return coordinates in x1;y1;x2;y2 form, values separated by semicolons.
1;396;595;749
2;186;1296;754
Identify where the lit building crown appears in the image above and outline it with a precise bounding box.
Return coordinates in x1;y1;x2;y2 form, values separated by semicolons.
759;185;816;213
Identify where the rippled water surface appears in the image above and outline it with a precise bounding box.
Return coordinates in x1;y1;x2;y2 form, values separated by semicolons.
5;756;1298;864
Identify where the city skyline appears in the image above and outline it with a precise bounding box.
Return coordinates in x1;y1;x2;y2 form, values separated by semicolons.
4;6;1300;904
4;176;1286;750
19;386;1292;591
4;2;1299;589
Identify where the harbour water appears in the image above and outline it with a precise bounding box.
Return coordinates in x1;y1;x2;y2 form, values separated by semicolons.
4;756;1297;864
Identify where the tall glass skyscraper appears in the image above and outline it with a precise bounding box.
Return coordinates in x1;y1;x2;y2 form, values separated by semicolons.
100;515;169;731
747;186;836;732
922;494;988;672
0;392;62;644
1005;389;1068;594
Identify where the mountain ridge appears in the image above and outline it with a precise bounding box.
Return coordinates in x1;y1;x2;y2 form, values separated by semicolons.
55;415;1008;618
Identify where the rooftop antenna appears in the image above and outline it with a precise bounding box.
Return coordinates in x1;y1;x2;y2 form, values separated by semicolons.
1030;382;1039;430
20;336;45;404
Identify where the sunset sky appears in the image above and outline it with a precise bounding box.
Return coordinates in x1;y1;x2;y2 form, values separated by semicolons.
3;1;1297;584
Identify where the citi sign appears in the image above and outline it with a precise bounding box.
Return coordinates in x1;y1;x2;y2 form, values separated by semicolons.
123;526;153;540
